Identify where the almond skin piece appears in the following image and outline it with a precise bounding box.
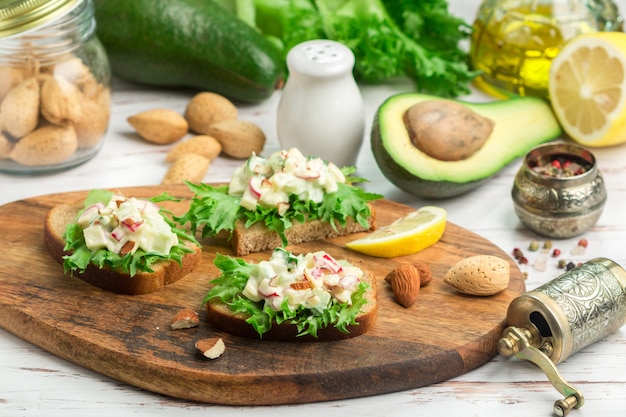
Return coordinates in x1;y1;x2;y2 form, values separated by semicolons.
185;92;238;134
206;119;265;159
195;337;225;359
128;108;188;144
170;308;200;330
444;255;510;296
385;264;421;308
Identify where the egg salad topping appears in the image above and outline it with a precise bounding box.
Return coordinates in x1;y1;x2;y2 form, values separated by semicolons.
77;192;178;256
228;148;346;214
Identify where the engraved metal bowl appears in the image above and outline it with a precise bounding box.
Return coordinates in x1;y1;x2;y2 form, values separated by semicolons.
511;142;607;239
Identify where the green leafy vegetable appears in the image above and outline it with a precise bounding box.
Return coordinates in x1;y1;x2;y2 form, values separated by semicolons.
176;174;382;246
204;253;370;338
62;190;199;277
216;0;479;97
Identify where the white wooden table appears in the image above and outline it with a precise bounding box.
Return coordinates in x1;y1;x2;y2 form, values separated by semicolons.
2;1;626;416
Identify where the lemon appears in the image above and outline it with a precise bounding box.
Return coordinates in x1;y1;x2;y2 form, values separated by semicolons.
548;32;626;147
345;206;446;258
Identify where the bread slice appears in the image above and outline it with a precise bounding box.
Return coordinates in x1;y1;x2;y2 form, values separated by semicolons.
230;207;377;256
44;202;202;295
206;272;378;342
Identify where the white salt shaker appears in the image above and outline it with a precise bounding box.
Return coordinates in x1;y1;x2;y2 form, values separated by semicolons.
277;39;365;168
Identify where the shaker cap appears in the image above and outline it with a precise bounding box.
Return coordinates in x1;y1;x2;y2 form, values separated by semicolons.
0;0;79;38
286;39;355;77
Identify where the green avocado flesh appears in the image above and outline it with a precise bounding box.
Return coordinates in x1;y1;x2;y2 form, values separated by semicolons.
371;93;563;199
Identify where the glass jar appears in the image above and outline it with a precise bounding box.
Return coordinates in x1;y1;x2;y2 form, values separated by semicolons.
470;0;623;99
0;0;111;174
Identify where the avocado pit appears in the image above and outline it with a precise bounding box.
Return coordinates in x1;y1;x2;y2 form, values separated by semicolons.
403;99;495;161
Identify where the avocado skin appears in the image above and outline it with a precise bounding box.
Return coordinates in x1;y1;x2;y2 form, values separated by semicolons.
94;0;283;103
371;93;563;199
371;129;490;199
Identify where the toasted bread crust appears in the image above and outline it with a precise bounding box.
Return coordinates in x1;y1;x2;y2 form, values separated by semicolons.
206;272;378;342
230;206;377;256
44;202;202;295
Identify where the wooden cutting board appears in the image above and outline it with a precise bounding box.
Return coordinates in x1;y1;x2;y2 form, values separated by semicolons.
0;185;525;405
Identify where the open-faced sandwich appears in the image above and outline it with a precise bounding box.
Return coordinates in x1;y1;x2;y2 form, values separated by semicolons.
44;189;202;295
177;148;382;255
205;247;377;341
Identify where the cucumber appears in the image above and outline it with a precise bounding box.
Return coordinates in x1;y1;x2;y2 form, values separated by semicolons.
94;0;284;103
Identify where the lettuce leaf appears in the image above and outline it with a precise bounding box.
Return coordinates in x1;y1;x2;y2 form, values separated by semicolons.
62;190;200;277
218;0;479;97
204;253;370;338
177;177;382;246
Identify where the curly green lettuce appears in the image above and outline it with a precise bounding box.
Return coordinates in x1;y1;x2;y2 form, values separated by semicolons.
216;0;479;97
62;190;199;277
204;253;370;338
176;167;382;246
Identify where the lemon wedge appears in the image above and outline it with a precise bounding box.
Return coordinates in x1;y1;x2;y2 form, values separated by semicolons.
345;206;446;258
548;32;626;147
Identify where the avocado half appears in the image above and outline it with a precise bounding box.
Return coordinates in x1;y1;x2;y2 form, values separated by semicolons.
371;93;563;199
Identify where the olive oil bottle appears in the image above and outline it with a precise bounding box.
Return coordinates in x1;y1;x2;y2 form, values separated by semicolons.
470;0;623;99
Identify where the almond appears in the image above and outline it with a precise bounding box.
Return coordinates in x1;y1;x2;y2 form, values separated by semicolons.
206;119;265;159
40;75;82;126
185;92;238;134
128;108;188;144
0;65;25;101
161;153;210;185
414;261;432;287
444;255;510;296
165;135;222;163
0;77;40;138
385;264;421;308
73;87;111;148
9;124;77;166
195;337;225;359
170;308;200;330
290;281;312;290
0;132;13;158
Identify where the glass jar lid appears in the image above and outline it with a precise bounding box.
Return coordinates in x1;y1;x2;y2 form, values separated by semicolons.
0;0;79;38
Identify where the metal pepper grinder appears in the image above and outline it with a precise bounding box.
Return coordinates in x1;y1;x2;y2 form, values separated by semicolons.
498;257;626;416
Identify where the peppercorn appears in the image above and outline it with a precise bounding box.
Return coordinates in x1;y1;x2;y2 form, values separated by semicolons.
552;248;561;257
512;247;523;259
528;241;540;251
558;259;568;269
578;238;588;248
519;256;529;265
566;261;576;271
543;240;553;249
